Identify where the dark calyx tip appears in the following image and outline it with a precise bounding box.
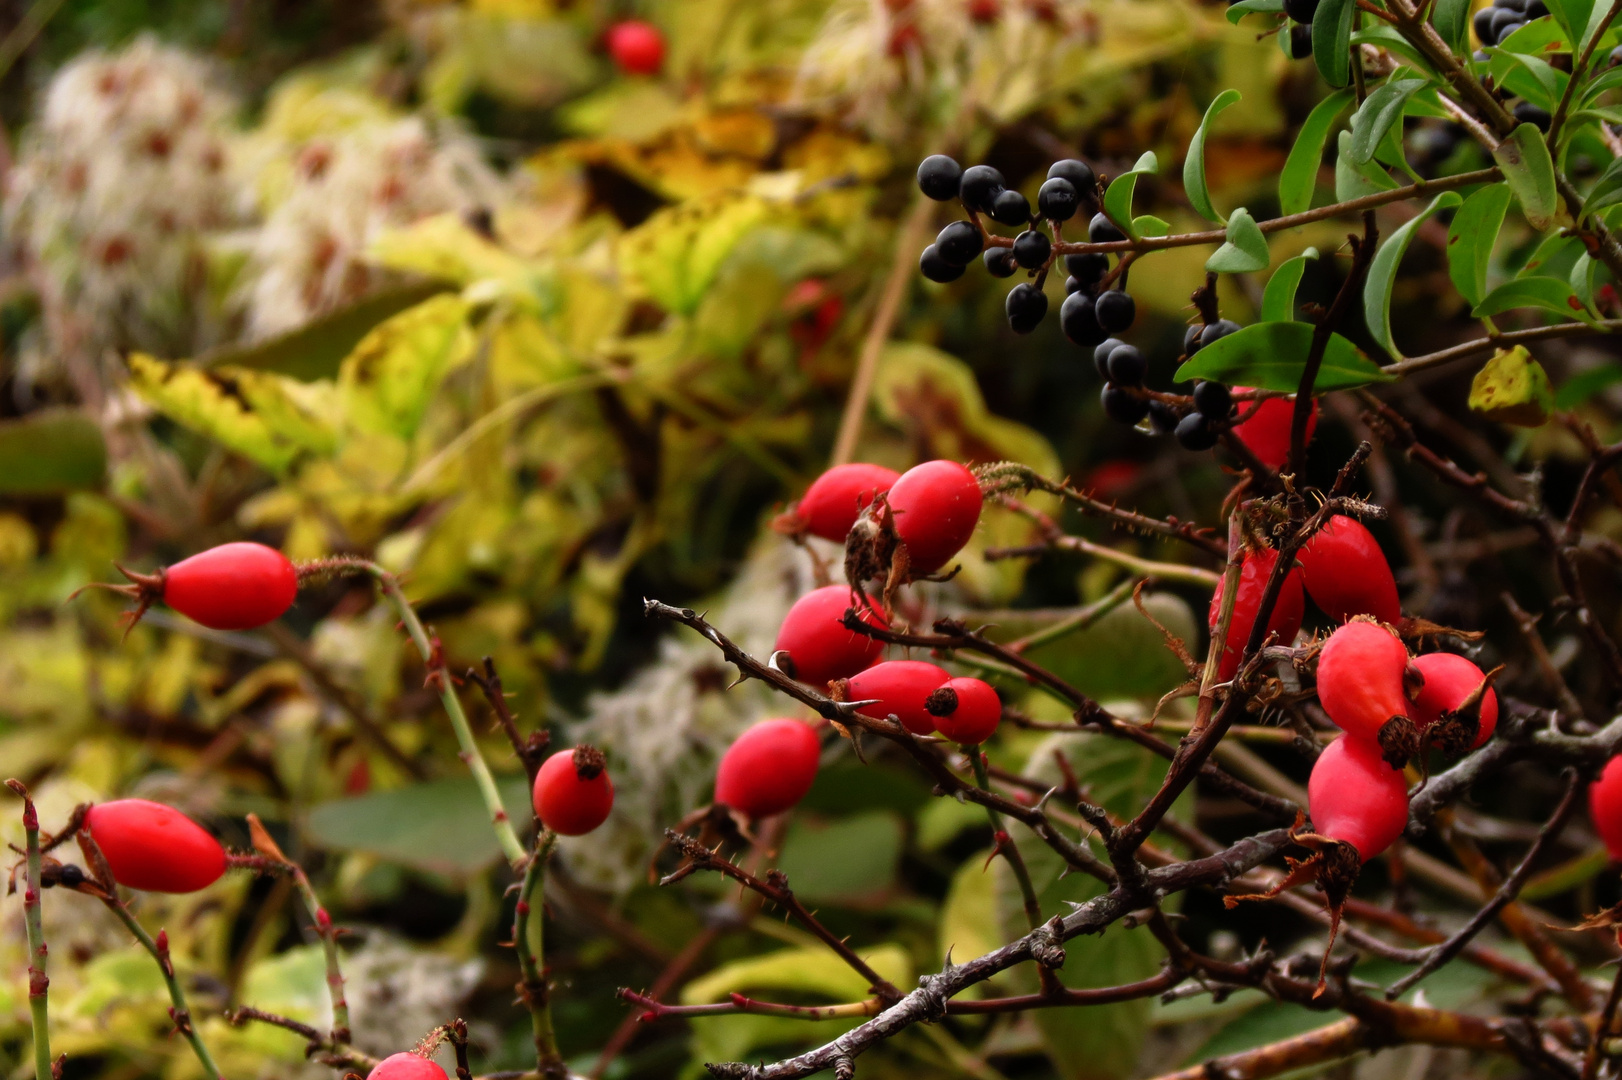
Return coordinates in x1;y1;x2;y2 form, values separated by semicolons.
572;745;607;780
925;686;960;717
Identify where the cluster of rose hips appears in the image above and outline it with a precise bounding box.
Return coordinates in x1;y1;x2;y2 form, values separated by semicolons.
710;460;1002;820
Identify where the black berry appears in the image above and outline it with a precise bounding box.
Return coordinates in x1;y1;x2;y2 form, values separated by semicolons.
1175;412;1219;450
1472;7;1496;41
1089;212;1126;244
1006;283;1048;334
1284;0;1319;20
1287;23;1313;58
920;245;965;283
1193;380;1233;419
1106;344;1146;386
1095;290;1136;333
1486;7;1519;41
1183;324;1204;356
1102;385;1149;425
1199;318;1241;348
959;165;1006;214
1061;291;1107;348
1612;43;1622;66
1496;17;1527;40
1093;338;1123;379
983;247;1018;278
1037;177;1080;221
1013;229;1052;268
1065;275;1086;294
1513;101;1551;130
1046;159;1096;197
1524;0;1549;15
1148;400;1179;435
991;188;1032;226
917;155;963;201
1066;251;1109;287
936;221;983;265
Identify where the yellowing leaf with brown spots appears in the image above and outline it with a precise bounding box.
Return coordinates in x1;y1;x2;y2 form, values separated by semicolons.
1469;346;1554;427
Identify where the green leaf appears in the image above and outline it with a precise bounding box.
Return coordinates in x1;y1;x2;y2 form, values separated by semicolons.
1279;89;1354;215
620;193;771;314
1349;78;1429;164
1433;0;1472;53
1365;191;1464;356
1103;153;1158;240
1570;252;1600;308
1556;363;1622;408
983;594;1198;701
1351;24;1434;68
1132;213;1172;237
1472;276;1601;324
1226;0;1283;23
1447;183;1513;306
1261;249;1318;322
1546;0;1596;48
776;812;904;905
1517;232;1583;280
1493;122;1559;230
0;409;105;494
338;293;476;440
1500;51;1567;109
1469;345;1555;425
305;777;534;876
1173;321;1391;391
1335;130;1400;202
1205;208;1270;273
1185;89;1242;224
1584;155;1622;218
1313;0;1357;87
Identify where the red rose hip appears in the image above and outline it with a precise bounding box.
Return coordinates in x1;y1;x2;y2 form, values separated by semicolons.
532;746;614;836
84;799;227;893
715;719;822;818
1308;735;1410;861
1208;547;1305;681
790;463;901;543
840;660;951;735
926;677;1001;744
1408;651;1498;752
1315;618;1419;767
1298;515;1401;625
1233;391;1317;471
774;585;887;687
1591;756;1622;861
606;20;665;75
83;541;299;633
367;1053;449;1080
886;460;983;572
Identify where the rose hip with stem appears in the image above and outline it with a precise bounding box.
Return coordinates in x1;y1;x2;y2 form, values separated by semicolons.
885;460;983;573
926;677;1001;744
838;659;950;735
83;799;227;894
532;746;615;836
1297;515;1401;625
786;463;901;543
774;584;887;687
1315;618;1421;768
715;718;822;819
368;1052;450;1080
1408;651;1500;753
78;541;299;633
1207;546;1304;681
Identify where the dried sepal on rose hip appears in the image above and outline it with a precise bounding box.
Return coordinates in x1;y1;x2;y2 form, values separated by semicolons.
714;718;822;819
925;677;1002;745
834;659;950;735
1297;515;1401;626
1407;652;1501;754
843;460;983;603
74;541;299;634
532;746;615;836
1207;544;1305;682
82;798;227;893
367;1051;449;1080
774;463;900;544
1315;618;1421;768
1227;735;1408;992
773;584;887;687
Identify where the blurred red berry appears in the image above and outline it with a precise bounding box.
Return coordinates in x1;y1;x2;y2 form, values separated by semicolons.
606;20;665;75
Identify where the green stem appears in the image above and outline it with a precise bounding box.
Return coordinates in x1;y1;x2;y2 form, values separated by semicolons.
969;753;1044;933
289;870;350;1042
8;782;51;1080
105;904;221;1080
372;567;528;867
514;830;566;1077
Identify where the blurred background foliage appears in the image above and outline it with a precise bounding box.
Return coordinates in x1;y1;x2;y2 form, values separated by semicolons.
0;0;1612;1077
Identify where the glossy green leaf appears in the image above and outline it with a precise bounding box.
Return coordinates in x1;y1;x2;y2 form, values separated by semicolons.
1261;249;1318;322
1185;89;1242;224
1433;0;1472;53
1351;25;1433;68
1493;122;1559;230
1581;64;1622;107
1102;153;1157;241
1279;89;1354;215
1313;0;1357;87
1335;130;1400;202
1472;276;1601;324
1349;78;1428;164
1556;364;1622;408
1226;0;1283;22
1517;232;1583;280
1583;155;1622;218
1501;51;1566;109
0;409;106;494
305;777;534;876
1174;321;1391;391
1447;183;1512;306
1205;208;1270;273
1365;191;1463;356
1570;252;1600;308
776;812;904;905
983;594;1198;701
1133;213;1171;237
1546;0;1596;48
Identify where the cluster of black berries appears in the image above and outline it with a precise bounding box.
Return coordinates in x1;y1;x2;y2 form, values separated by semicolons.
915;153;1138;339
1282;0;1317;59
1472;0;1549;48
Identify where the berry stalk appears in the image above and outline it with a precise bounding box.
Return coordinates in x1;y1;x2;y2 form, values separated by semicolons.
968;751;1046;936
513;829;566;1078
7;780;53;1080
373;566;528;868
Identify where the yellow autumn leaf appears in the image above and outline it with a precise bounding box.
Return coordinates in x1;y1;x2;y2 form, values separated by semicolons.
1469;345;1554;427
619;193;769;314
338;294;476;439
